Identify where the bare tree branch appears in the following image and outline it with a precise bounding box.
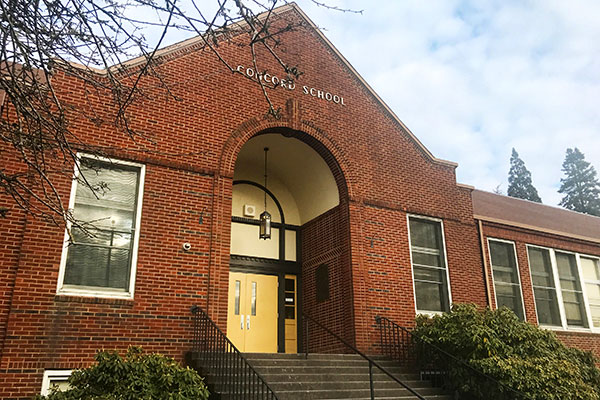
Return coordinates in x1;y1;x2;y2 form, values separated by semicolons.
0;0;358;230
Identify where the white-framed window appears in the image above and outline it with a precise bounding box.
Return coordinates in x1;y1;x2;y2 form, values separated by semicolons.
408;215;451;313
57;155;145;299
527;246;562;326
488;238;525;320
527;245;599;331
41;370;72;395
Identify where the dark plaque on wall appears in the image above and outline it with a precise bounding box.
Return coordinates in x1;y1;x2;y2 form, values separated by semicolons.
316;264;330;303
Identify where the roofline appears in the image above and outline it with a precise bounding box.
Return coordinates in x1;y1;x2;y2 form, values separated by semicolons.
58;2;459;168
456;182;475;190
288;4;458;168
473;188;600;218
474;214;600;245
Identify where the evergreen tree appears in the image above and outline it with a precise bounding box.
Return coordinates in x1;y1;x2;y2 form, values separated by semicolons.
507;148;542;203
558;148;600;216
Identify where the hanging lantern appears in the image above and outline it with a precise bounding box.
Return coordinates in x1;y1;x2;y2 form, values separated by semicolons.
259;147;271;240
259;209;271;240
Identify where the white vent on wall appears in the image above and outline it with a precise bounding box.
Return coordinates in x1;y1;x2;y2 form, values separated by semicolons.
243;204;256;217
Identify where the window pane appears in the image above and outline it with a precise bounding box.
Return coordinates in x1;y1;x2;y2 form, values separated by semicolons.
489;241;524;319
410;218;448;312
490;241;514;269
49;379;70;392
586;283;600;328
412;251;442;267
74;161;138;230
251;281;257;316
590;306;600;329
555;252;587;327
64;245;109;287
234;280;240;315
494;269;517;284
409;219;441;250
108;249;131;289
582;258;600;281
528;247;555;287
496;284;524;320
285;306;295;320
490;242;518;284
413;266;443;283
285;278;295;292
582;258;600;328
562;291;587;327
556;252;581;291
72;227;112;246
415;281;445;312
533;287;561;326
72;228;131;248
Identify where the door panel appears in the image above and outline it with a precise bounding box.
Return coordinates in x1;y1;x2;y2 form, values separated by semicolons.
227;272;278;353
227;274;246;351
284;275;297;353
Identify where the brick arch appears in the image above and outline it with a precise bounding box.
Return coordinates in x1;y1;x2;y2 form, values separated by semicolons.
218;117;354;203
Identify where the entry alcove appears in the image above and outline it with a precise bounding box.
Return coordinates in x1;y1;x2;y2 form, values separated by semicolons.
228;131;352;354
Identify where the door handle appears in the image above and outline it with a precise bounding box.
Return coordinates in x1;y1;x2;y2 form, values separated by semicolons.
240;314;244;330
247;314;251;330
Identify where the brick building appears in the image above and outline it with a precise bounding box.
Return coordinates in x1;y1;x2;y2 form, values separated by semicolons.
0;3;599;397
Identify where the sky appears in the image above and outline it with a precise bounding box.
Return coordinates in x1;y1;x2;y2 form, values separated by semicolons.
150;0;600;207
294;0;600;207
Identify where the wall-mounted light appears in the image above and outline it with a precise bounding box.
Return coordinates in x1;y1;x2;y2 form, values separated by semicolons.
259;147;271;240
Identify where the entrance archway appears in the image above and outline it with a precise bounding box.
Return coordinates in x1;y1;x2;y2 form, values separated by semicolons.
227;131;351;353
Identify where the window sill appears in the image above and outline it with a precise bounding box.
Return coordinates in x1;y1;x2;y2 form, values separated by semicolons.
55;294;134;307
416;310;445;317
541;325;596;334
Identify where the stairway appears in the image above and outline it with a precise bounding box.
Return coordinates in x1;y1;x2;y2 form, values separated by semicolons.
241;353;452;400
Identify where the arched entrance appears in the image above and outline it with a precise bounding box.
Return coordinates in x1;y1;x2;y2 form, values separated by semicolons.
227;131;349;353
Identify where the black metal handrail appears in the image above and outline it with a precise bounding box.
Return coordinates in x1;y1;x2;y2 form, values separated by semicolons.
302;312;428;400
375;315;530;400
190;305;279;400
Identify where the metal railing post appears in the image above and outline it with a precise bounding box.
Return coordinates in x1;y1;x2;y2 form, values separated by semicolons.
373;315;530;400
302;312;427;400
189;305;279;400
304;317;309;359
368;360;374;400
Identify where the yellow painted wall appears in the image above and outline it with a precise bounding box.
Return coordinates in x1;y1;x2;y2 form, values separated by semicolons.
230;223;280;259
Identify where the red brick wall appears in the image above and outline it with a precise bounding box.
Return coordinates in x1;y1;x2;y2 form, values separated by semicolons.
301;204;353;353
480;220;600;358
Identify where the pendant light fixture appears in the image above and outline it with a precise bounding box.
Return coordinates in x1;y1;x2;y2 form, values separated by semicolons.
259;147;272;240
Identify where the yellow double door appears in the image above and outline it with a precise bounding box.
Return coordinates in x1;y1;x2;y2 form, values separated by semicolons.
227;272;278;353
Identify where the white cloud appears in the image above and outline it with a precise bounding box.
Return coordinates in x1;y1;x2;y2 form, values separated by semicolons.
299;0;600;206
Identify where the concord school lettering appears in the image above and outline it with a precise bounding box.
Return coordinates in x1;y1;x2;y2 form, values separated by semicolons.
236;65;346;105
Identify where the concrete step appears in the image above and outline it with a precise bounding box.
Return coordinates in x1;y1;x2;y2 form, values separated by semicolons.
251;364;411;377
267;380;434;391
220;386;446;400
260;373;429;386
194;352;450;400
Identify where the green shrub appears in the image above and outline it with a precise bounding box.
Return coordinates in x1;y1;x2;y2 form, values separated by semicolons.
35;347;209;400
414;304;600;400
